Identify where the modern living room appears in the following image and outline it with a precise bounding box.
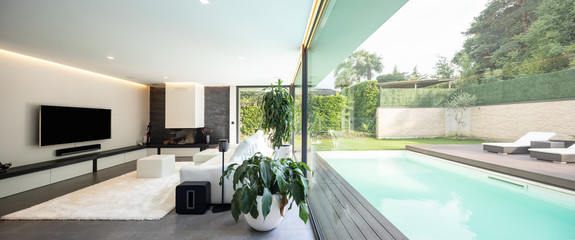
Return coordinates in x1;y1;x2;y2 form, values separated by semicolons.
0;0;323;239
0;0;415;239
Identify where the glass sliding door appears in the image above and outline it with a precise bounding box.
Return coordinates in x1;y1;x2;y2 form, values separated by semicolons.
236;87;266;142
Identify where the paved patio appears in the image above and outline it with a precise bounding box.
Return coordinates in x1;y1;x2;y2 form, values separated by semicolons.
407;144;575;191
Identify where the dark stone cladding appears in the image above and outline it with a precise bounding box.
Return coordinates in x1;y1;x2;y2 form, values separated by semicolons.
204;86;230;144
149;85;172;144
148;85;229;145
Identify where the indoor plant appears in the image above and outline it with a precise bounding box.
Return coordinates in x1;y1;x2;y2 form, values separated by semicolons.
220;152;310;231
260;79;294;158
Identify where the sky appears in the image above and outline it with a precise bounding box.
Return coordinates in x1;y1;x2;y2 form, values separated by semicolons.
316;0;489;89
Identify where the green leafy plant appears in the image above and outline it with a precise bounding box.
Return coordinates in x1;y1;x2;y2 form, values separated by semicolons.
445;91;477;137
221;152;310;224
261;79;295;149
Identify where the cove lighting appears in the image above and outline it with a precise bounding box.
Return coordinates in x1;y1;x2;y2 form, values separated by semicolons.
0;49;147;87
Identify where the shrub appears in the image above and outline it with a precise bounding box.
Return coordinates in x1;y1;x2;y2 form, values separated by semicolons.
308;94;346;136
343;80;379;134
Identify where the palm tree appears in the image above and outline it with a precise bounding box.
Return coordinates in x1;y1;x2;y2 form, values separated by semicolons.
352;50;383;80
335;67;358;88
334;50;383;86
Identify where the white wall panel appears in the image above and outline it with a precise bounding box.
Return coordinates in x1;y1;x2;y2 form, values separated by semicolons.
50;161;92;183
0;170;50;198
124;149;148;163
160;148;200;157
97;155;125;171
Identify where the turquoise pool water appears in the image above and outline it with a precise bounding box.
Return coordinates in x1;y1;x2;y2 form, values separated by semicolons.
321;151;575;240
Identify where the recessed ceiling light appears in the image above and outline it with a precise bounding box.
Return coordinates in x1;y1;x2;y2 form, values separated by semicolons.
200;0;209;4
106;56;115;60
163;76;169;79
237;56;245;60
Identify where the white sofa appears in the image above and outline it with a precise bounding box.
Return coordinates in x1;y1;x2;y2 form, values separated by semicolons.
179;130;272;204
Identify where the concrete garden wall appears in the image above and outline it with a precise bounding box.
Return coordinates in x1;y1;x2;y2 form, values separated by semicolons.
376;99;575;141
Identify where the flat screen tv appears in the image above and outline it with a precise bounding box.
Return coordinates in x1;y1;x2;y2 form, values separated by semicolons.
39;105;111;146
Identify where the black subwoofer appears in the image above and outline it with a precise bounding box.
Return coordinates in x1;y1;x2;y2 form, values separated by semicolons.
176;181;210;214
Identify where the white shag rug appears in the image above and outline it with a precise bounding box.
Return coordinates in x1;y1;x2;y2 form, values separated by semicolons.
2;162;187;221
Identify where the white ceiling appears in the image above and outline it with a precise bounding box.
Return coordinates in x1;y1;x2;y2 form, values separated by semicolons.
0;0;313;86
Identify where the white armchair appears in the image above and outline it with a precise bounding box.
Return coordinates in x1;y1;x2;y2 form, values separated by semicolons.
179;130;272;204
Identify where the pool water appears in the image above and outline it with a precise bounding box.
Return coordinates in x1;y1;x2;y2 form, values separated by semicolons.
321;151;575;240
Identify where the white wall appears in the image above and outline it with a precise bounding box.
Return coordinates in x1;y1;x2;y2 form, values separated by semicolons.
470;100;575;141
229;85;238;144
376;107;445;139
376;100;575;141
0;50;149;167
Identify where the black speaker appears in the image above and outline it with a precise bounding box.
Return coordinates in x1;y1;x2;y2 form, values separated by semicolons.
219;139;228;152
176;181;210;214
55;144;101;156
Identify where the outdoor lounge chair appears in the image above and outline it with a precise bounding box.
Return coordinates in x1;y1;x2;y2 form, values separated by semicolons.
482;132;556;154
529;143;575;163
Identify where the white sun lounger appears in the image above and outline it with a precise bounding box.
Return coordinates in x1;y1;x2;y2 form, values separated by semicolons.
529;143;575;163
482;132;556;154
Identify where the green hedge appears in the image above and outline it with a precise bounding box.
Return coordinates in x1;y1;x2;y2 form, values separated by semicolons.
239;92;262;137
308;95;346;136
379;68;575;107
380;88;454;107
342;80;380;133
462;68;575;105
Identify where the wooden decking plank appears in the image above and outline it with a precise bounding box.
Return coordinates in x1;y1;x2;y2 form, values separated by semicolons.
312;164;367;239
317;159;389;239
309;166;354;239
308;182;347;239
318;156;407;239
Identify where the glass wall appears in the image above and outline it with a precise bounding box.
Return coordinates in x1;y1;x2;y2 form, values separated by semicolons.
236;87;266;142
292;68;304;163
302;0;575;239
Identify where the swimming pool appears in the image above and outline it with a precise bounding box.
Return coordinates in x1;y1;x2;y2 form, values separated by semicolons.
319;151;575;240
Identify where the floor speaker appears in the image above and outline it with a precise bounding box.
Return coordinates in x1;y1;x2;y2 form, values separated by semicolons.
176;181;210;214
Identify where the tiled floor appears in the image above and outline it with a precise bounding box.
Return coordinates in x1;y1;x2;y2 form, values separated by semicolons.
0;160;316;240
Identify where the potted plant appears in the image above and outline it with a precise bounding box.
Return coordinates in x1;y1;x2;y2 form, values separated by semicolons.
261;79;294;159
220;152;310;231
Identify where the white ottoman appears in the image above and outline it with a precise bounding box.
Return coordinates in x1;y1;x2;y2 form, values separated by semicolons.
137;155;176;178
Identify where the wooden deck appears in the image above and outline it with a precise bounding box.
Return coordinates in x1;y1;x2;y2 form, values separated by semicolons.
407;144;575;191
308;152;408;240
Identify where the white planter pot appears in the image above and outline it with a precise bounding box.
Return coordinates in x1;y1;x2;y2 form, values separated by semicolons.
245;195;284;231
274;144;292;159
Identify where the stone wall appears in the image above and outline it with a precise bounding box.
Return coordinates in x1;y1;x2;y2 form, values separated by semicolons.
376;107;445;139
470;100;575;141
204;87;230;144
376;100;575;141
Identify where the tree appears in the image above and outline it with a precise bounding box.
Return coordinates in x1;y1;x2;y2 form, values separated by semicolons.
352;50;383;80
517;0;575;75
377;66;407;83
433;56;455;79
335;50;383;87
408;66;426;80
335;63;358;88
445;92;477;137
460;0;542;78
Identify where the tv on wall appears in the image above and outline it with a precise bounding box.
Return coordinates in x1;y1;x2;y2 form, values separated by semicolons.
39;105;112;146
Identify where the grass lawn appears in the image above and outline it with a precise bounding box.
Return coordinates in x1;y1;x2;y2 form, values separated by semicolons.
309;137;484;151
